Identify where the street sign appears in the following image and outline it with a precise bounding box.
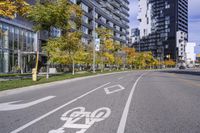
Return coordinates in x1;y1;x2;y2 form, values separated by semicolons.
95;38;100;51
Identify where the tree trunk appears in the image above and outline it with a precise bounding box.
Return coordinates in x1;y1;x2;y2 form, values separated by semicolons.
46;64;49;79
109;64;111;71
101;57;104;72
101;63;103;72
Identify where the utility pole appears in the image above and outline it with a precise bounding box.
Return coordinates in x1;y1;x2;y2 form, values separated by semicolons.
90;0;107;73
92;5;96;73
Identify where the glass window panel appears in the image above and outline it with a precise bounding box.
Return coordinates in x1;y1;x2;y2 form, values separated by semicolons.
9;26;14;50
14;27;19;50
19;29;23;50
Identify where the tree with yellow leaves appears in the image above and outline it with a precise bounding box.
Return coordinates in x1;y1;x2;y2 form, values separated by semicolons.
0;0;29;19
28;0;83;76
96;28;115;72
113;42;123;70
46;32;82;75
27;0;82;33
0;0;29;35
164;59;176;68
123;47;136;69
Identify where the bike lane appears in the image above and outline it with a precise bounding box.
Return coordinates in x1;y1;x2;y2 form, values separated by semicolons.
11;72;144;133
0;72;132;133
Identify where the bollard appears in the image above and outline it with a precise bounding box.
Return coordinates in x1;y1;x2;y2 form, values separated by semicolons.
32;68;37;81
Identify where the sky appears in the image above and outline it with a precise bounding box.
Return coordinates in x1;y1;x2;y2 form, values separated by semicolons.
129;0;200;54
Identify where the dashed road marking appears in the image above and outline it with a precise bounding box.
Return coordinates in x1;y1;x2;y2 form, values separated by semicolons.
104;85;125;95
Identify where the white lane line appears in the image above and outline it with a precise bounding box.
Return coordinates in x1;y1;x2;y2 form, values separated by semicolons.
11;82;111;133
117;73;146;133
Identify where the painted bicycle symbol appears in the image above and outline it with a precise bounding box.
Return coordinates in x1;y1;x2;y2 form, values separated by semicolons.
49;107;111;133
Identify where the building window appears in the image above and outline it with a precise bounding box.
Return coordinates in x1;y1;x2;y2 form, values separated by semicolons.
108;21;113;27
100;17;106;23
82;26;88;34
70;0;76;4
81;3;88;13
82;15;88;24
115;25;120;31
81;37;88;44
165;2;170;9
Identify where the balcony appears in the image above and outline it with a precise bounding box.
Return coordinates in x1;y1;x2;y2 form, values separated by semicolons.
108;0;120;9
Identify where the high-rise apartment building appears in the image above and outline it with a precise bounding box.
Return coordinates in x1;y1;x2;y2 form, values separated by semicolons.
133;0;188;61
130;28;140;46
76;0;130;45
0;0;130;73
185;42;196;66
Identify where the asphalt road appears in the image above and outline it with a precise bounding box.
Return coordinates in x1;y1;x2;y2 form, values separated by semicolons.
0;69;200;133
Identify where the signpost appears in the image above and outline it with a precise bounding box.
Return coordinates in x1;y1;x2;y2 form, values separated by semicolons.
95;38;100;52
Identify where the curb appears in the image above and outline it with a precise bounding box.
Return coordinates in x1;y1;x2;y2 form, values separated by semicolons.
0;71;131;98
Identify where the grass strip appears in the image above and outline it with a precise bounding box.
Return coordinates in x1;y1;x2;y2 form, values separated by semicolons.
0;70;126;91
0;73;32;78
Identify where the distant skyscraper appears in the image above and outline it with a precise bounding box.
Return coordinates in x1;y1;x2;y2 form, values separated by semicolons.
130;28;140;47
185;42;196;66
134;0;188;61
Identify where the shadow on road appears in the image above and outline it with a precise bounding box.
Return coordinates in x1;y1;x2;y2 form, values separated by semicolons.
161;69;200;76
157;69;200;83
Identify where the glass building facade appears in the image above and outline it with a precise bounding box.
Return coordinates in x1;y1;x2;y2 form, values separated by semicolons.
0;19;37;73
0;0;130;73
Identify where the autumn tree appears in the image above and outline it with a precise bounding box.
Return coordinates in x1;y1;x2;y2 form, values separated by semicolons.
0;0;29;36
96;28;114;72
0;0;29;19
27;0;82;33
113;42;123;70
46;32;83;75
27;0;83;76
164;59;176;68
83;43;95;70
143;52;155;69
123;47;136;69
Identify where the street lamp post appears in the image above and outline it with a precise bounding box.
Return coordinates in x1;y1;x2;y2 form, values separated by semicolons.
139;41;141;52
92;5;96;73
89;0;107;73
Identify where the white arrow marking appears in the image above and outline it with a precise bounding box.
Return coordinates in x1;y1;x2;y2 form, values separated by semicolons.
104;85;125;95
0;96;56;111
